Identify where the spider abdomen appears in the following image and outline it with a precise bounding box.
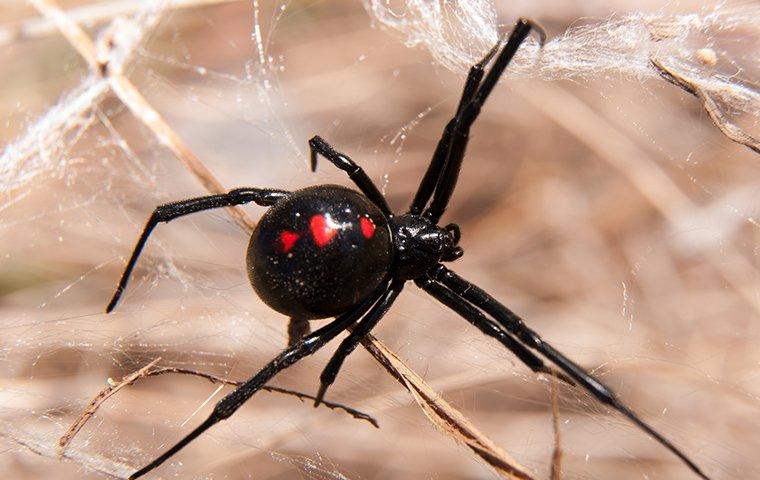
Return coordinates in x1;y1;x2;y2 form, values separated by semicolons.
247;185;392;319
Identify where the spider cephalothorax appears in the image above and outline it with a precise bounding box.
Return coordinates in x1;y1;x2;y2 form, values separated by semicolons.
389;214;462;279
104;18;711;480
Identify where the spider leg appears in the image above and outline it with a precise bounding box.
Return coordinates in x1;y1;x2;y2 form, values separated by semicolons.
106;188;289;313
424;18;538;223
429;265;711;480
415;276;573;385
314;279;405;407
309;135;392;216
128;281;392;480
408;36;502;215
287;317;311;347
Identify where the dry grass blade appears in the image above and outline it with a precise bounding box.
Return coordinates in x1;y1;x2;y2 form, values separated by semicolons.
27;0;100;69
107;74;256;231
651;57;760;155
549;375;563;480
58;359;378;456
360;333;536;480
30;2;534;478
29;0;255;232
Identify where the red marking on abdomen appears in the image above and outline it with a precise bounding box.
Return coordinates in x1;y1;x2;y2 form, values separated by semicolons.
310;214;338;247
279;231;300;253
360;217;376;239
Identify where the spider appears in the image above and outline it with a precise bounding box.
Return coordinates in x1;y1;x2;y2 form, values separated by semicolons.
106;19;710;480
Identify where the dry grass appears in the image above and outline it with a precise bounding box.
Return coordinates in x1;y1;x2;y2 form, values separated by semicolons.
1;1;758;479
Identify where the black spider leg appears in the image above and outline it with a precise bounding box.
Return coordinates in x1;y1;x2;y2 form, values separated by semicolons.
287;317;311;347
129;280;393;480
313;279;405;407
429;264;711;480
415;276;574;386
408;35;502;215
105;188;289;313
309;135;392;216
423;19;534;222
409;19;546;218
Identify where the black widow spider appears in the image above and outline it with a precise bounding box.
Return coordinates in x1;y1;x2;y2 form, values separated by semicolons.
106;19;710;480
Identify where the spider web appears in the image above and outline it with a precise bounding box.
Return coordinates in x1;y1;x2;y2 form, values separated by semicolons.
1;1;759;479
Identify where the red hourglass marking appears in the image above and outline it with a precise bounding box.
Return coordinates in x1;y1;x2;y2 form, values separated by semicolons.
310;214;338;247
360;217;375;239
279;231;300;253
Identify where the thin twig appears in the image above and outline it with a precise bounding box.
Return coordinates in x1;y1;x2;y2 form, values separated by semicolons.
651;57;760;155
58;358;162;456
58;358;378;456
34;2;536;478
549;375;563;480
145;366;378;427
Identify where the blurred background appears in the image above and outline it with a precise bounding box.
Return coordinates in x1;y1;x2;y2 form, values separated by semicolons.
1;0;758;479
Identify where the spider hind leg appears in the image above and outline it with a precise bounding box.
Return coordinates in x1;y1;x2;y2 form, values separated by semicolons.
314;280;404;407
428;264;711;480
128;282;392;479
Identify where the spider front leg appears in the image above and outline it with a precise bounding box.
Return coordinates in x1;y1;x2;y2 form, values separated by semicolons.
308;135;392;216
424;19;540;223
409;32;503;215
128;281;393;479
106;188;289;312
411;18;544;220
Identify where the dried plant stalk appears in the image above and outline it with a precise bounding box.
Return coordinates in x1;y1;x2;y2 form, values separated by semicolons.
58;358;162;456
651;57;760;155
549;375;563;480
0;0;237;47
361;334;536;480
29;0;255;232
59;358;378;456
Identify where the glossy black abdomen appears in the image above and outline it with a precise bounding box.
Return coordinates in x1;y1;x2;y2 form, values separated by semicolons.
247;185;392;319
